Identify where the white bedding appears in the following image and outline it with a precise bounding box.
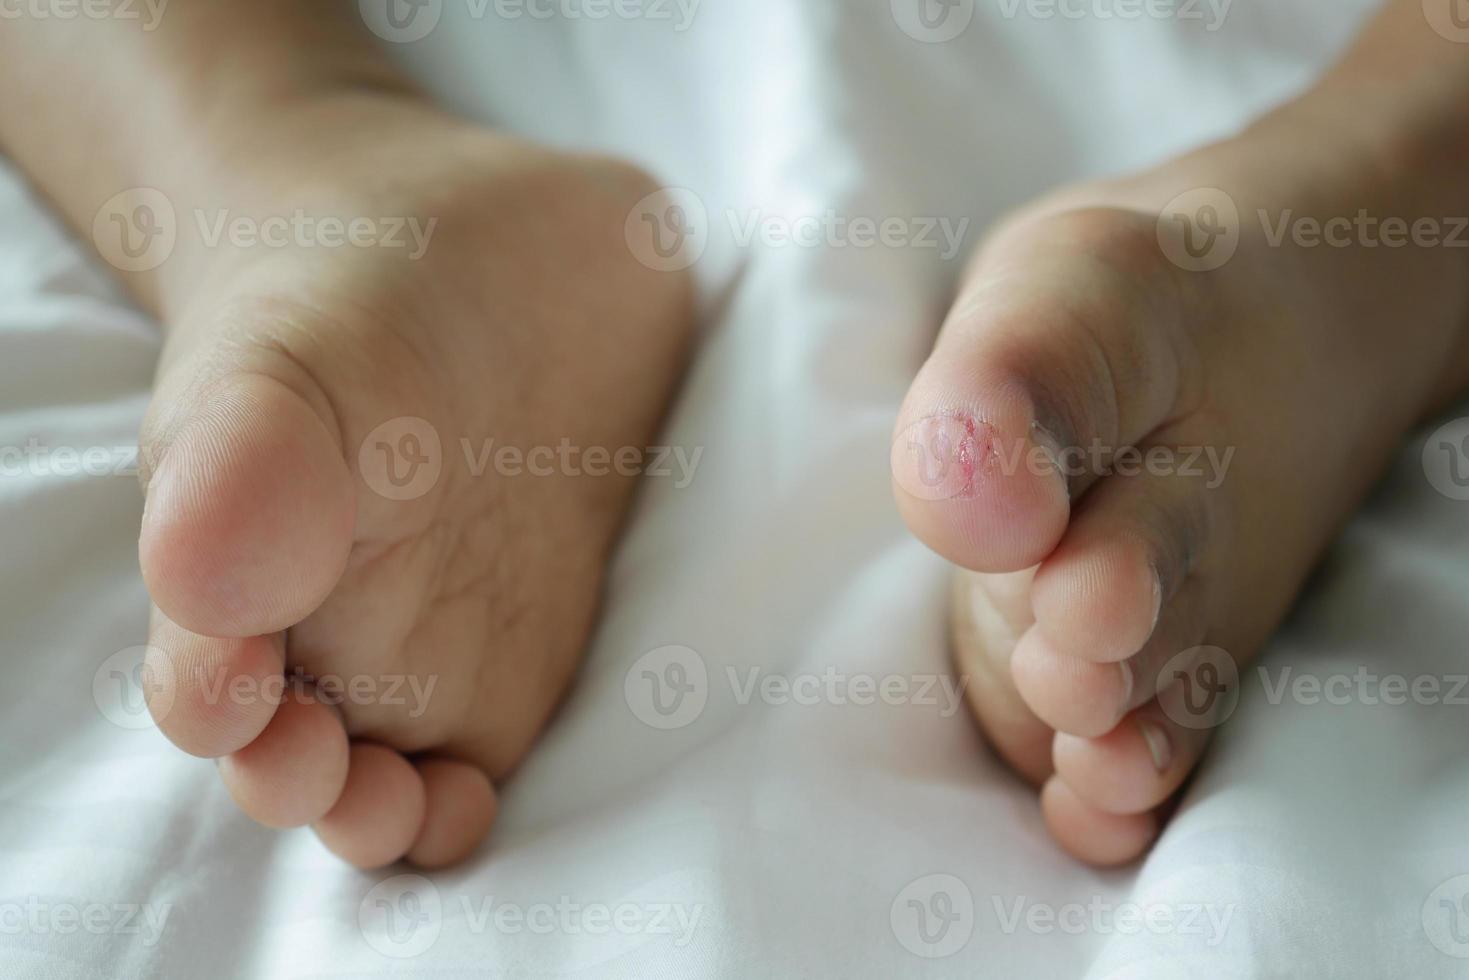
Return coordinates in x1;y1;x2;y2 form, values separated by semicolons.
5;1;1469;976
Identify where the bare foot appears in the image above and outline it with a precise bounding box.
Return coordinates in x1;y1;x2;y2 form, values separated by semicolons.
136;93;693;868
892;73;1469;864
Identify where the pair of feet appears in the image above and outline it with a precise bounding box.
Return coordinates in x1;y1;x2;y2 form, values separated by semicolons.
133;85;1468;868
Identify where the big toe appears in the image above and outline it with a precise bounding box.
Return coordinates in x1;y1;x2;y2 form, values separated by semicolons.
139;370;355;638
892;208;1193;573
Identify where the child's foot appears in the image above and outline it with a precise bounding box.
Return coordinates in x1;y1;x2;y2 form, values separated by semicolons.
134;95;692;868
892;86;1469;865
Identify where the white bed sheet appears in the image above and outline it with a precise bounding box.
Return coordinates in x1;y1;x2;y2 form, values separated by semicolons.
5;1;1469;977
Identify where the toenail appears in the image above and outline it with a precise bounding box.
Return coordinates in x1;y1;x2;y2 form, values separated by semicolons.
1116;659;1135;720
1138;718;1173;773
1148;564;1164;631
1028;421;1070;499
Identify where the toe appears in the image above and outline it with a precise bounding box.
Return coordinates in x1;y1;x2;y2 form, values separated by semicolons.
146;606;284;758
1013;443;1221;735
139;372;355;638
1052;705;1210;815
1010;626;1132;739
1040;776;1158;867
1030;446;1215;663
892;208;1196;573
218;687;350;829
407;759;498;869
950;568;1055;784
1012;574;1209;737
312;743;427;869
